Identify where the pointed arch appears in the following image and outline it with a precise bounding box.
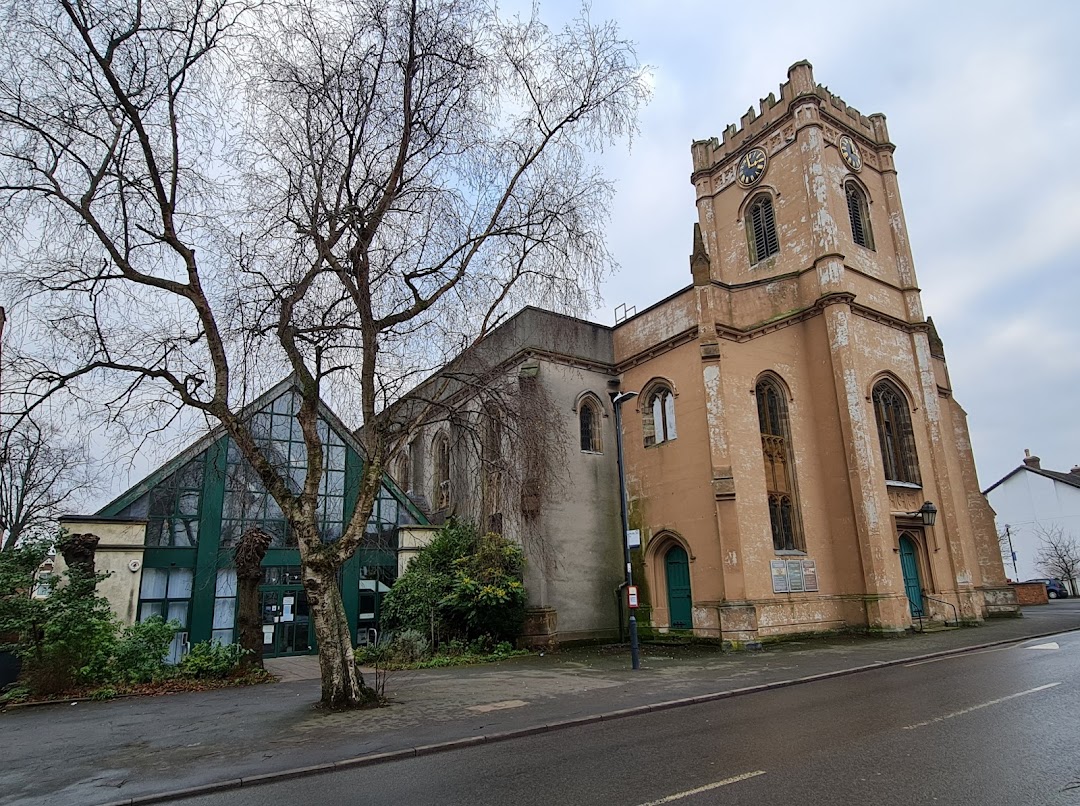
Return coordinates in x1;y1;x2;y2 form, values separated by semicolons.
872;377;920;485
573;391;607;454
745;192;780;264
578;396;603;453
481;402;504;520
431;430;452;511
644;530;695;631
755;372;803;552
845;180;874;250
641;378;678;447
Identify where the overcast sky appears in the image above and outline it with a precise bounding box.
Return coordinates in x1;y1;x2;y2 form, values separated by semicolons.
68;0;1079;505
522;0;1080;488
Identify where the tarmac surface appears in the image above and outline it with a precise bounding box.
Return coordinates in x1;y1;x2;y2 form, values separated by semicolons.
4;603;1080;806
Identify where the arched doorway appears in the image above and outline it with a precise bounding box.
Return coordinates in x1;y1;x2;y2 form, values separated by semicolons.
665;545;692;629
898;532;924;618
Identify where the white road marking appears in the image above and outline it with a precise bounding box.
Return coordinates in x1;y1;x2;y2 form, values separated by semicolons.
1027;642;1060;650
635;770;767;805
904;646;1014;667
901;683;1061;730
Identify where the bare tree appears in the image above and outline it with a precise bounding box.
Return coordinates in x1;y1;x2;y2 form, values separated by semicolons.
0;418;97;550
0;0;647;707
1034;524;1080;596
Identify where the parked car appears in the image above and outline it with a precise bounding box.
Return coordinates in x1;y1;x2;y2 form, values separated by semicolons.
1024;578;1070;599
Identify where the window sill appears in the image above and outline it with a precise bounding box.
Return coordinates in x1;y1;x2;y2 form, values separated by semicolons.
580;450;604;456
886;480;922;490
644;438;678;449
774;550;807;557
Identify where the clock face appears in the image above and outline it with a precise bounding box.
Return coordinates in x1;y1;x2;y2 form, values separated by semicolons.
737;148;768;187
839;135;862;171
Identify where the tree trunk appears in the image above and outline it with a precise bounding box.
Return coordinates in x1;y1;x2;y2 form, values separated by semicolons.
56;532;99;577
234;528;272;670
302;554;373;709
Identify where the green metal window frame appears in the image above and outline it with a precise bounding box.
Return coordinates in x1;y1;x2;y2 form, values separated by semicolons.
95;382;428;651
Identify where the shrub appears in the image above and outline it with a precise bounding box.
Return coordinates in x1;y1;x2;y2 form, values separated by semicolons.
388;629;431;663
381;522;526;644
19;567;118;694
178;641;249;680
444;529;526;639
356;629;431;666
111;617;178;684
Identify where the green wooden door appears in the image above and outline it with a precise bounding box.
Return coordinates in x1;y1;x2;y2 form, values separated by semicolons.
665;545;693;629
899;534;923;618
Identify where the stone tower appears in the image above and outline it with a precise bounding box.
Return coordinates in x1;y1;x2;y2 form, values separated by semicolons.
609;60;1014;641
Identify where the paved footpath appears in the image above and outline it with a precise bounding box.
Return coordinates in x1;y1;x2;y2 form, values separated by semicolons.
5;604;1080;806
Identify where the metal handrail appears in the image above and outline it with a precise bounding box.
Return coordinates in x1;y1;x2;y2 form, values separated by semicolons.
907;595;925;632
923;595;959;627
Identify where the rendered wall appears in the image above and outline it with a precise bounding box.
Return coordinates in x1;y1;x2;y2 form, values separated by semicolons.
56;517;147;625
988;469;1080;585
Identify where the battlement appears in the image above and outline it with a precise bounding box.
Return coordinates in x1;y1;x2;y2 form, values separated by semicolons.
691;61;891;174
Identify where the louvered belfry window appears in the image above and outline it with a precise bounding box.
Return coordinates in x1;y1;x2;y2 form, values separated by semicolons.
755;376;804;552
746;194;780;264
846;182;874;250
872;380;920;484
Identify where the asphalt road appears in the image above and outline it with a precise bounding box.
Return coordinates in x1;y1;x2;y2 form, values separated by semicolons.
173;626;1080;806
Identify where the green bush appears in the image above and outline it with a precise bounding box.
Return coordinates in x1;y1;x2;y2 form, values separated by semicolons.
21;567;118;694
381;522;526;644
111;617;178;684
356;629;430;666
178;640;249;680
0;535;122;694
0;536;54;648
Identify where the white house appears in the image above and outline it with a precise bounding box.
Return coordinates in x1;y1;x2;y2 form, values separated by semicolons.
983;450;1080;595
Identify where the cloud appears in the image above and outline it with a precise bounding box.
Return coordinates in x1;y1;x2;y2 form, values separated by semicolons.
550;0;1080;484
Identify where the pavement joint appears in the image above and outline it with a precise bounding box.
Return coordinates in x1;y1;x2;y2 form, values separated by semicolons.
89;623;1080;806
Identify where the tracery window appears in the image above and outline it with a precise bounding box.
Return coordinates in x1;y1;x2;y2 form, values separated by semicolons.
873;380;921;484
396;452;410;493
846;182;875;250
579;397;602;453
482;405;503;520
643;385;677;447
756;376;804;552
433;432;452;510
746;193;780;264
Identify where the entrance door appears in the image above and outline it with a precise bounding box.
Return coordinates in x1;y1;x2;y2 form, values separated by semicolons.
260;586;312;656
898;533;924;618
665;545;693;629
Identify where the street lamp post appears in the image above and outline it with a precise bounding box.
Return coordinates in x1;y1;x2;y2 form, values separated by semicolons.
611;390;640;671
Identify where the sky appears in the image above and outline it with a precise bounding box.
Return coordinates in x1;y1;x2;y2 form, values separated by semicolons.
519;0;1080;488
40;0;1079;507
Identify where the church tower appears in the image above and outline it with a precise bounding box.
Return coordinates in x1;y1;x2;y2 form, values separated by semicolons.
613;61;1016;642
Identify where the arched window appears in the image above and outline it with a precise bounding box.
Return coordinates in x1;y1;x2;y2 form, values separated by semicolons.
643;385;677;447
846;182;874;250
482;405;503;520
396;451;410;492
873;380;920;484
407;437;422;493
755;376;803;552
579;397;602;453
746;193;780;264
433;433;451;510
